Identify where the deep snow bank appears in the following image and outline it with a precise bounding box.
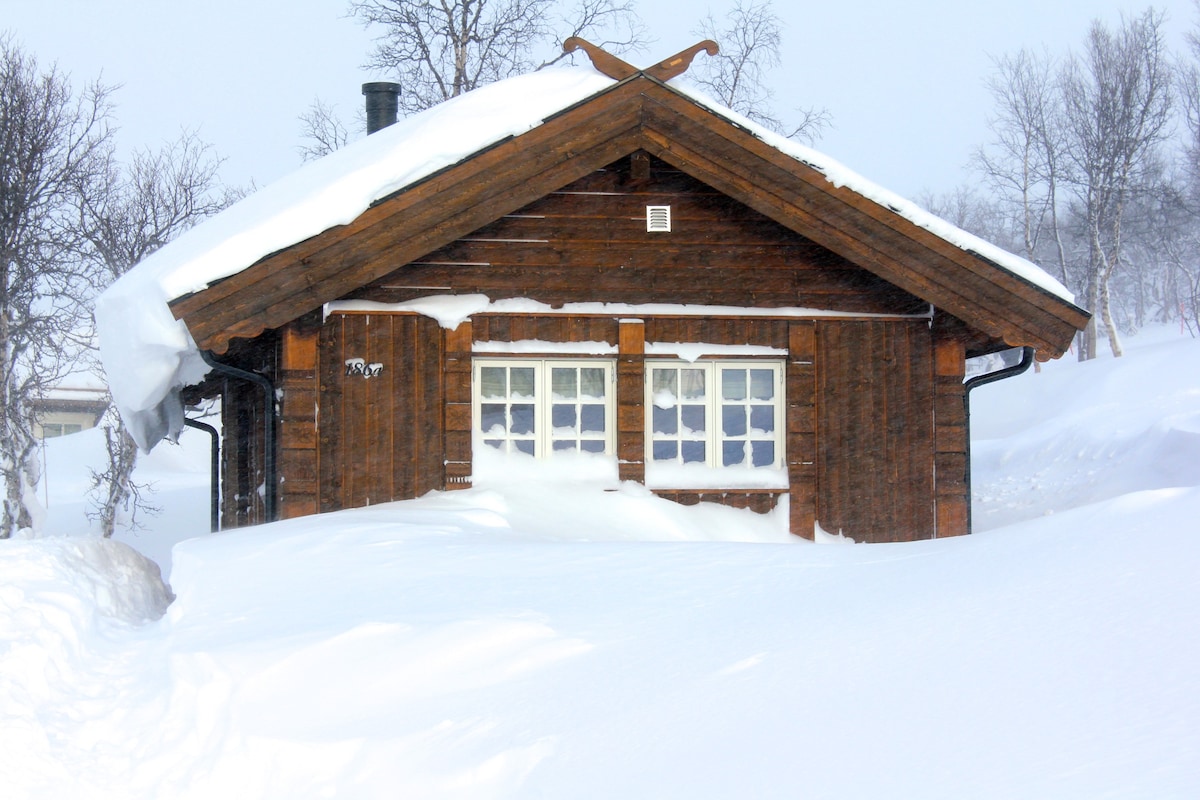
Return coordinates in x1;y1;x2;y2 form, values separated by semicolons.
0;537;171;796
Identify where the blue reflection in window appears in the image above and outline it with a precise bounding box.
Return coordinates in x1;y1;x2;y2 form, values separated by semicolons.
511;404;535;435
750;405;774;433
751;440;775;467
581;404;605;433
480;404;506;433
723;405;747;437
552;404;576;430
682;441;706;463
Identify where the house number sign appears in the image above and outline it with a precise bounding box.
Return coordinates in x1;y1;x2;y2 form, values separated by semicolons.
345;358;385;379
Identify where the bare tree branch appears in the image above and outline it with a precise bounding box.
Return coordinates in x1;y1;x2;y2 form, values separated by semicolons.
347;0;644;116
689;0;829;144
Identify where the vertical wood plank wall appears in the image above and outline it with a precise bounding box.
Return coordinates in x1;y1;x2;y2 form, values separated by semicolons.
787;322;817;539
304;311;958;539
444;321;473;487
210;155;985;541
278;323;319;519
933;337;969;537
816;320;935;540
317;313;445;512
617;320;645;483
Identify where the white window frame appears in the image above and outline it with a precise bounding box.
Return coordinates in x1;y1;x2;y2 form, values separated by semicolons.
473;358;616;458
644;359;785;472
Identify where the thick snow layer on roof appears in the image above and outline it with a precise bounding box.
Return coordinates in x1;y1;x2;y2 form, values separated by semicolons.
95;64;1073;450
670;80;1075;304
95;67;613;448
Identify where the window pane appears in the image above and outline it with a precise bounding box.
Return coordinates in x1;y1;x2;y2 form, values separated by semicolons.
511;404;535;435
515;440;535;456
682;441;706;463
480;403;506;434
511;367;536;400
484;439;504;450
580;404;605;434
551;368;577;400
480;367;506;400
723;440;746;467
681;369;706;400
652;405;677;435
722;405;747;437
552;404;577;431
580;368;605;400
722;368;747;401
652;369;677;396
653;441;677;461
750;369;774;401
750;405;775;434
681;404;705;435
581;440;606;454
552;440;576;452
751;440;775;467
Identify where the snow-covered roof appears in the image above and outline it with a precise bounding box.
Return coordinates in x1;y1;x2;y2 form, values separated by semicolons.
95;64;1076;450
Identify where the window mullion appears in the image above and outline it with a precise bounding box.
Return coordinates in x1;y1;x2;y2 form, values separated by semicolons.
706;362;718;468
535;361;549;458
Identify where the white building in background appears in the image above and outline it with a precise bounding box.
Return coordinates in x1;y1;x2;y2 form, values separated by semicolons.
34;373;109;439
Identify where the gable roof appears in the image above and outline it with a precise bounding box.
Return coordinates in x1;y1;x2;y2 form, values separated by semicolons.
95;64;1088;448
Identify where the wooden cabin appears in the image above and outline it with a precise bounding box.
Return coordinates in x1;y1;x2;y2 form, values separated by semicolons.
165;44;1088;542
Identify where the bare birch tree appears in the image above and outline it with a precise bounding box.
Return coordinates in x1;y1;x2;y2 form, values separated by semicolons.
690;0;829;143
79;131;237;536
347;0;644;116
297;98;352;162
1060;9;1173;359
0;36;112;537
975;49;1072;283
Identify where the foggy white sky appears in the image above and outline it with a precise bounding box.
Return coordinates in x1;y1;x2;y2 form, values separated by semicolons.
2;0;1196;200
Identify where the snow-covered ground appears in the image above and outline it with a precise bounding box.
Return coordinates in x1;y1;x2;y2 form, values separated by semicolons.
3;325;1199;798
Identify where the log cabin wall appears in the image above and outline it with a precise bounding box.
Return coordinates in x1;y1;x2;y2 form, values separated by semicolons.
816;320;936;541
317;312;445;512
216;336;278;529
267;153;962;541
347;154;927;315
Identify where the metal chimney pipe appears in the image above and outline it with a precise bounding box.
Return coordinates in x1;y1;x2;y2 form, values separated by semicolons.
362;82;400;134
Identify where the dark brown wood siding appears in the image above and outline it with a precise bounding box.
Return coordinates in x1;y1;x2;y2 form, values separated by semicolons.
350;156;926;315
816;319;935;541
318;313;445;512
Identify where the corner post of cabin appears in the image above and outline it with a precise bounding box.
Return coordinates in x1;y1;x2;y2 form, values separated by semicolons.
616;319;646;483
787;322;817;538
933;336;969;536
277;318;321;519
443;320;474;489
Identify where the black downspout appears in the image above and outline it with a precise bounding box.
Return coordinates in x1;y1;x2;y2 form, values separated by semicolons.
183;418;220;533
199;350;278;523
961;346;1035;534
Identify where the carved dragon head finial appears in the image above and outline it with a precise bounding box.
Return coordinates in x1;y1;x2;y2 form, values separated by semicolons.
563;38;720;82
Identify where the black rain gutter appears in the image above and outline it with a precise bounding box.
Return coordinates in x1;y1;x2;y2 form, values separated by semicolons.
961;346;1035;535
199;350;278;523
183;417;220;533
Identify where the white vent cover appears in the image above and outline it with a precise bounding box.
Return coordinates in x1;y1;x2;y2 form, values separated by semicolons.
646;205;671;232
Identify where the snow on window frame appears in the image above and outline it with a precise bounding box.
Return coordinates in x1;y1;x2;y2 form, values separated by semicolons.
472;357;616;460
643;359;786;489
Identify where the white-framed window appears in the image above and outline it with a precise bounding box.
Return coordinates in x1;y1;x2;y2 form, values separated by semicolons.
474;359;615;457
645;360;785;473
